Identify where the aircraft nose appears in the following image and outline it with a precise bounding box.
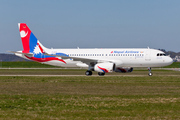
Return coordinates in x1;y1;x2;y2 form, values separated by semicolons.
166;57;173;65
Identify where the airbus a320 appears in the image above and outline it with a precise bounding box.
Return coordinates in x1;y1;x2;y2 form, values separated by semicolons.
9;23;173;76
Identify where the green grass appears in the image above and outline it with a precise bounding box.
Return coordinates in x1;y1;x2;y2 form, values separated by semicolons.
0;74;180;119
0;61;180;68
0;61;59;68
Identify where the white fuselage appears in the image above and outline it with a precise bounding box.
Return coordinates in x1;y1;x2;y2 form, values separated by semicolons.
16;48;173;68
41;48;173;68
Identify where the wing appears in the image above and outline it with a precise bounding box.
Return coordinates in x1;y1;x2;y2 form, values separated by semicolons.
44;53;100;63
44;52;123;66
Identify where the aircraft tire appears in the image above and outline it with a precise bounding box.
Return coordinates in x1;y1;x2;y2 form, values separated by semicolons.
85;71;92;76
148;72;153;76
98;72;105;76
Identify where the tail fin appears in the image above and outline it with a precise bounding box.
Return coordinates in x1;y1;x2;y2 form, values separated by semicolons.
18;23;46;54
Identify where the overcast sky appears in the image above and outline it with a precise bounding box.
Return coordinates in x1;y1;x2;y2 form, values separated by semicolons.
0;0;180;53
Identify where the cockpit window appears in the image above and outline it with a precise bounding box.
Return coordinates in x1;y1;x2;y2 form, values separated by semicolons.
157;53;166;56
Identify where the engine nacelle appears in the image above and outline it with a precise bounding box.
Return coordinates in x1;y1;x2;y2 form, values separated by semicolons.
94;63;115;73
115;67;133;73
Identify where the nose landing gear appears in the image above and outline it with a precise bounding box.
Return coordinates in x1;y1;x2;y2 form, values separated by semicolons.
148;67;153;76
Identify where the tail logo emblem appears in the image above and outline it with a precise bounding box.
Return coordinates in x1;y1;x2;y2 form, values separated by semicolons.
20;30;28;38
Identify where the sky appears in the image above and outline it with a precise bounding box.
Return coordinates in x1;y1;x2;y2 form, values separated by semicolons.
0;0;180;53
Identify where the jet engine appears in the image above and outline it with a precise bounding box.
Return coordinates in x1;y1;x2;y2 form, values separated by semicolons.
115;67;133;73
94;63;115;73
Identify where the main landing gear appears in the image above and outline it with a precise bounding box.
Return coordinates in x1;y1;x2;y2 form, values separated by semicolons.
85;70;92;76
98;72;105;76
85;71;105;76
148;67;153;76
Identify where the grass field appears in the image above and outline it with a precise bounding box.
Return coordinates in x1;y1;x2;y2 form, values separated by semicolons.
0;61;180;68
0;61;59;68
0;68;180;76
0;69;180;119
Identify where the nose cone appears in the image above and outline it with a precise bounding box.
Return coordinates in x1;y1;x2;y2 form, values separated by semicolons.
166;57;173;66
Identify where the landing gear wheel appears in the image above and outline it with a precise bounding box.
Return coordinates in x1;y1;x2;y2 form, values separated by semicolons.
98;72;105;76
148;72;153;76
85;70;92;76
148;67;153;76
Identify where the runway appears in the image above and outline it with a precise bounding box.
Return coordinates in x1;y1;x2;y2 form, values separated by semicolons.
161;68;180;71
0;68;179;77
0;74;179;77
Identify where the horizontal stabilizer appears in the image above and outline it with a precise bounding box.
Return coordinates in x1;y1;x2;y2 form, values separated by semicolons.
8;51;34;56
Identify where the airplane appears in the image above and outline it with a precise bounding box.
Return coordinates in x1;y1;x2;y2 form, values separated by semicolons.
9;23;173;76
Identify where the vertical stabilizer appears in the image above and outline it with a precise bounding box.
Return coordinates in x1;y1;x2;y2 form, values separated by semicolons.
18;23;40;53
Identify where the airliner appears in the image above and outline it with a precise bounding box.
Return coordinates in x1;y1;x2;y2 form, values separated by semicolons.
9;23;173;76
